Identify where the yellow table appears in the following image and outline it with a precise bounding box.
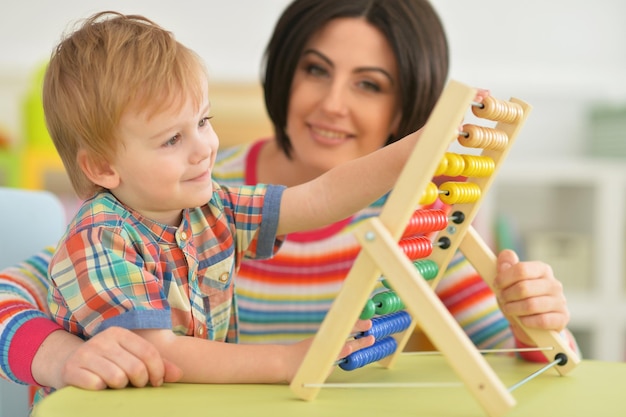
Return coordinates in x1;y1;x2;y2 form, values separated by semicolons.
33;355;624;417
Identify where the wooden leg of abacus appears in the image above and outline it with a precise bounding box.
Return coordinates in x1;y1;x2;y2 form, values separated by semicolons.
289;80;579;417
290;80;475;400
460;226;580;373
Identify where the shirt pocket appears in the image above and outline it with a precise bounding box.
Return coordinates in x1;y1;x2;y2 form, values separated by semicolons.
197;255;234;339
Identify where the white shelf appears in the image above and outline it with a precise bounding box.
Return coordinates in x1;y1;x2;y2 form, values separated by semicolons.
497;157;626;183
492;157;626;361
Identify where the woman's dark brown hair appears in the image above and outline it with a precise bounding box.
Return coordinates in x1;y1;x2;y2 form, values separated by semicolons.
262;0;449;157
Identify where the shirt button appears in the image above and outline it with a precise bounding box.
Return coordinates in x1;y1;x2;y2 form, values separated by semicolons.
197;325;204;336
180;231;188;240
219;272;229;283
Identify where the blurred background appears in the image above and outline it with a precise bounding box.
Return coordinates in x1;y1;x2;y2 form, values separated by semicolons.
2;0;625;158
0;0;625;364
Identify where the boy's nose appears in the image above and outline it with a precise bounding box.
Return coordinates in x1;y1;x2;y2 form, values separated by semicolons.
189;133;212;164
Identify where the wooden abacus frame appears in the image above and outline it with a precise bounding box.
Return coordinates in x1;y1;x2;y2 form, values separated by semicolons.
290;80;580;417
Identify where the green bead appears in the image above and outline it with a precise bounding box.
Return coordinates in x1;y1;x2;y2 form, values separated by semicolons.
360;299;376;319
413;259;439;281
373;291;404;315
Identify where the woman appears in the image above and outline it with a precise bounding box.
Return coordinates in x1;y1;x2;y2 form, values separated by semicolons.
213;0;575;356
0;0;575;392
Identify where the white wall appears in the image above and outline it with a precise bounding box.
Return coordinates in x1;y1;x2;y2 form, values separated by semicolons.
1;0;625;160
0;0;290;79
436;0;626;160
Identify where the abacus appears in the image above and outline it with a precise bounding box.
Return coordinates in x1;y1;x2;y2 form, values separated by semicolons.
290;80;580;417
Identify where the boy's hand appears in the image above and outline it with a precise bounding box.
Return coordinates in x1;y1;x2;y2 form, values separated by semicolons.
56;326;183;390
284;319;374;383
474;88;490;103
337;319;375;359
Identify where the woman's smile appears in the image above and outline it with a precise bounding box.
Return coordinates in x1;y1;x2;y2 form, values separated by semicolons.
308;124;352;146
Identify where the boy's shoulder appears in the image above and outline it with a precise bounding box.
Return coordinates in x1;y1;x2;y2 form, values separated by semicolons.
69;191;130;233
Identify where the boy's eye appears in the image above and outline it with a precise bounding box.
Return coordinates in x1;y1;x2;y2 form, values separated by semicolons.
163;134;181;147
199;116;213;127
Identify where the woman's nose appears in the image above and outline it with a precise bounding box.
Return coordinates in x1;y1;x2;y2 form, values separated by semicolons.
320;82;349;116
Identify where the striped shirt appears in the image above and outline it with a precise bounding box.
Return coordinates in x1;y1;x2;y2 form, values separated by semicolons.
213;140;515;349
0;248;60;386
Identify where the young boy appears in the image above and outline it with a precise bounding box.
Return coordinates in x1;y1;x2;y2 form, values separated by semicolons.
41;11;421;398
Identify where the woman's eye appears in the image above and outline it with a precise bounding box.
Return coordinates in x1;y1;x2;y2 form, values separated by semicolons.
305;63;328;77
358;80;382;93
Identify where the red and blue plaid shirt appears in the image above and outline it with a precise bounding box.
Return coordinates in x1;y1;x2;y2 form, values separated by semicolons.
48;182;284;343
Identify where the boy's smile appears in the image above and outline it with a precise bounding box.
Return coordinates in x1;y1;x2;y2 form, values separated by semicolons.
105;83;219;226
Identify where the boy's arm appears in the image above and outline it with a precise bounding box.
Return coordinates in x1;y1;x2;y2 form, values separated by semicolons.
276;129;421;236
133;322;374;384
134;329;292;383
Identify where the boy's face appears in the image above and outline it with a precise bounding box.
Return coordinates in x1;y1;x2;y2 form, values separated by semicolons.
108;84;219;226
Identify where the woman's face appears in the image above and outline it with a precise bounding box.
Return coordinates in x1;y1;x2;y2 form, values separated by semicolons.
286;17;401;173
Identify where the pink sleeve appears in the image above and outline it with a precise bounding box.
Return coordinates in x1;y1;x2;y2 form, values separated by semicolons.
9;318;64;386
515;329;580;363
0;247;61;386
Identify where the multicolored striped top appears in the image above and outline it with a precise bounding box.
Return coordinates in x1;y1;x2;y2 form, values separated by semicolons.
0;248;60;386
0;140;578;389
213;140;515;349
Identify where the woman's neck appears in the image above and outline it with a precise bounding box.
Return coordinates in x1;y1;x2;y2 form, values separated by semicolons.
255;141;325;187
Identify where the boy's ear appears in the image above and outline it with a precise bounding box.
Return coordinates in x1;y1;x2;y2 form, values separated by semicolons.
77;149;120;189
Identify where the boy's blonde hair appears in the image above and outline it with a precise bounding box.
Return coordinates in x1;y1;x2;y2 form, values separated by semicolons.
43;11;208;199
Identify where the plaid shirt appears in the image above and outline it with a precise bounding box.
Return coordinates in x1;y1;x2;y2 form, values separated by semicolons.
48;182;284;343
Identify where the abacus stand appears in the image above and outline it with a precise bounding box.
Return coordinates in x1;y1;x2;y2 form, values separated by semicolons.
289;80;580;417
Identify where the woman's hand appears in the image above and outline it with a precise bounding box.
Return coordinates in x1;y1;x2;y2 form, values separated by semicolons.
494;249;570;346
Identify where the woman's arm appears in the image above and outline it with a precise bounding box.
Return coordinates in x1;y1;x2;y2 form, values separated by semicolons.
0;249;181;389
0;249;58;385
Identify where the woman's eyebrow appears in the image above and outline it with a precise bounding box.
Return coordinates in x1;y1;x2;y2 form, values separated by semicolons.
354;66;394;85
301;48;394;84
302;49;333;67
